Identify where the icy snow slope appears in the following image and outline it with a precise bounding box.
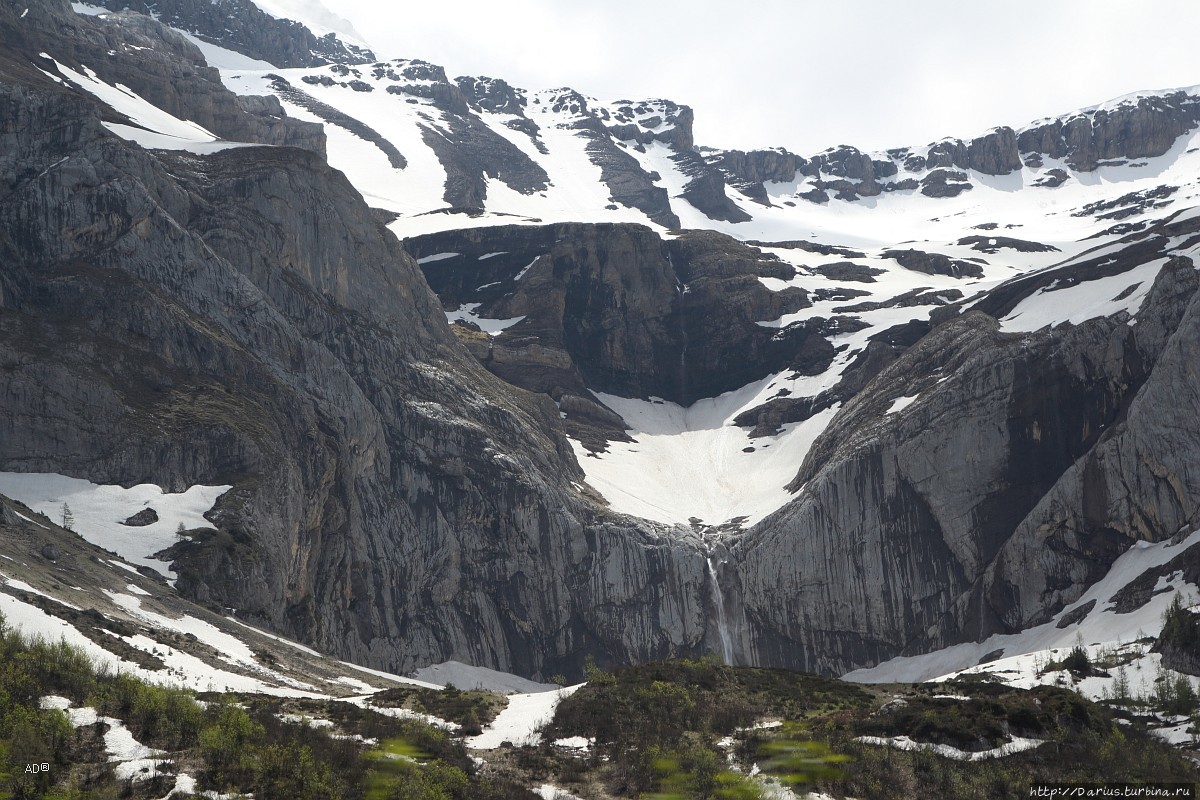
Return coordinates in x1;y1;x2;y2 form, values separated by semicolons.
0;472;229;580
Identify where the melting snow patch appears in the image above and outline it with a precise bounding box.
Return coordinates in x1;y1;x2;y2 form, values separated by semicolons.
886;395;919;414
571;383;838;526
513;256;540;281
537;786;583;800
854;734;1045;761
445;303;525;335
102;123;258;154
48;697;171;781
347;698;459;731
104;591;320;692
412;660;558;694
552;736;591;750
417;252;460;264
279;713;335;728
226;616;323;657
847;529;1200;684
467;685;583;750
47;58;218;145
336;676;379;693
39;695;72;711
2;574;82;609
0;472;230;578
1000;257;1165;332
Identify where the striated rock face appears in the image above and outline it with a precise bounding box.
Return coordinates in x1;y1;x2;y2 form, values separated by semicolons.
86;0;376;67
1017;92;1200;170
406;224;825;411
981;254;1200;633
882;248;985;278
966;126;1022;174
705;148;807;201
0;52;713;680
723;245;1200;674
671;151;753;223
599;99;695;152
5;0;325;154
455;75;526;115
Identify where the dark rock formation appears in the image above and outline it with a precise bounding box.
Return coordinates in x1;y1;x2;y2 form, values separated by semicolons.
747;240;866;259
956;235;1060;254
405;224;828;410
420;113;550;210
122;508;160;527
706;148;805;204
966;127;1022;175
882;249;985;278
671;151;752;223
268;75;402;167
815;262;886;283
1033;168;1070;188
920;169;973;198
8;0;325;155
85;0;375;67
455;76;526;115
1072;185;1178;221
1017;92;1200;171
573;123;680;228
600;99;694;152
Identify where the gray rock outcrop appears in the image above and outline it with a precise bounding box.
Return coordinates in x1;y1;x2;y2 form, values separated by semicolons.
724;239;1200;673
7;0;326;155
85;0;376;67
0;24;712;679
406;224;825;414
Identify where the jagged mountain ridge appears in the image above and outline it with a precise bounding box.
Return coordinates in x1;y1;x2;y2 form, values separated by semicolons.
3;0;1200;686
74;0;1200;239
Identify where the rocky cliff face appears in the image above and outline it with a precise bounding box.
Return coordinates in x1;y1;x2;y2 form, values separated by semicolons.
0;3;717;679
7;0;326;154
723;231;1200;673
87;0;376;67
405;224;824;412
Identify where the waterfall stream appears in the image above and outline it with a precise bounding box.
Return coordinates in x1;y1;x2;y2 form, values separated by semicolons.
707;555;734;665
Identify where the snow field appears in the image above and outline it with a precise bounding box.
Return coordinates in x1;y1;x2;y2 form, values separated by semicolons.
0;472;230;578
467;684;584;750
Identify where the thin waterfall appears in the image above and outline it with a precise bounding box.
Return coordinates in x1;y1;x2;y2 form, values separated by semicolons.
707;555;734;665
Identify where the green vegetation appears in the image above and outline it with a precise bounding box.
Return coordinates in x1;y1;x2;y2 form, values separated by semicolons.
0;611;536;799
369;684;507;735
539;658;865;797
3;605;1199;800
524;659;1200;799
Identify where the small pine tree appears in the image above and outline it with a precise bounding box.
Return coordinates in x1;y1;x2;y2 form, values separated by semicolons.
1113;666;1132;705
60;502;74;531
1064;644;1091;674
1173;674;1198;716
175;522;187;539
460;706;482;736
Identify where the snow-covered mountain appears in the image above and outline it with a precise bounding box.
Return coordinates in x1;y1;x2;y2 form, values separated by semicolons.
4;0;1200;702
